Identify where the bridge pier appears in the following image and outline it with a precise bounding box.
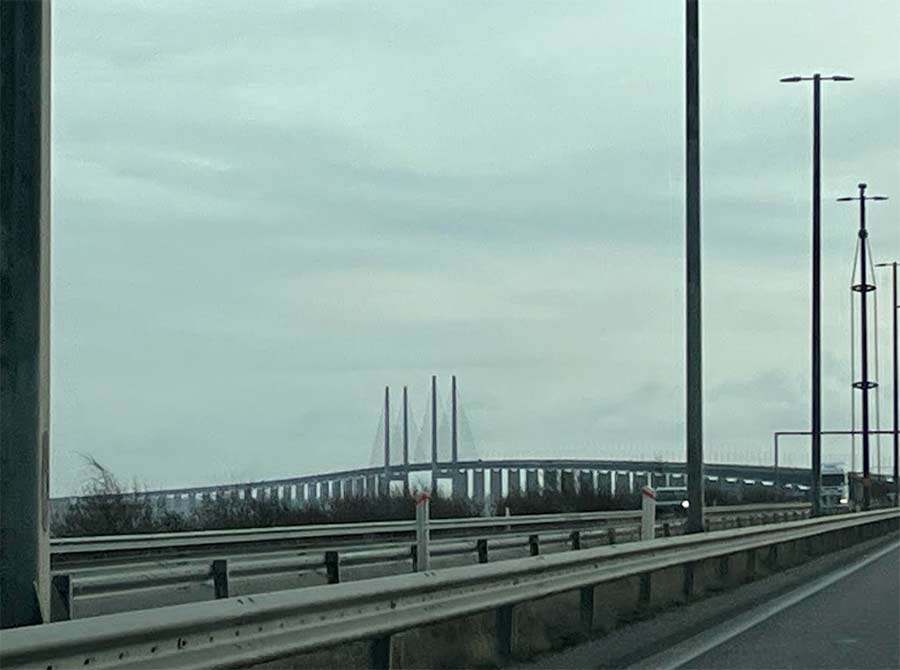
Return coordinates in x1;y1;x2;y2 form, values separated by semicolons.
544;469;560;494
578;470;594;495
473;470;485;504
598;471;612;496
508;469;521;496
452;469;469;499
525;470;540;495
560;470;576;497
490;469;503;503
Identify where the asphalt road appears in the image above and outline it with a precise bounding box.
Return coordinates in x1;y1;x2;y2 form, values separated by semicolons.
643;541;900;669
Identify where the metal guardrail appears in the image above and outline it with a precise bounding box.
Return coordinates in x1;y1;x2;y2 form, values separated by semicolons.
50;504;809;621
52;503;811;566
3;507;893;670
50;509;645;566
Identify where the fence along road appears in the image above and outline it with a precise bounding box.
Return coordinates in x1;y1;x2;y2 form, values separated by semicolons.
3;508;895;670
50;503;810;620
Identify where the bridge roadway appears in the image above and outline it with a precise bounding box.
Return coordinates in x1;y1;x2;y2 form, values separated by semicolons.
519;536;900;670
675;542;900;669
50;457;810;518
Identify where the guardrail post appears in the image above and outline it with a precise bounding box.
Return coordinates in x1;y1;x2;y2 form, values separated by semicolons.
718;555;730;580
211;559;229;599
528;534;540;556
50;575;72;622
641;486;656;540
325;551;341;584
683;561;696;599
608;527;617;545
369;635;392;670
410;544;418;572
570;530;582;550
746;549;757;582
639;573;652;607
663;522;671;537
477;539;489;564
496;604;513;659
579;586;594;634
415;492;431;571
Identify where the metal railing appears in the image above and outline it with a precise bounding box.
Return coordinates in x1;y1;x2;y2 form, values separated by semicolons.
3;507;893;670
49;503;810;620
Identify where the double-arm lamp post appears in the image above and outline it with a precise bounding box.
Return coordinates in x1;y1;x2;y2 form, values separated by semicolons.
779;73;853;515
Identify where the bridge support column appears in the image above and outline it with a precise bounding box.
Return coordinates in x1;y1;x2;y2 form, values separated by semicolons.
508;469;521;496
473;470;485;503
632;472;650;493
490;469;503;504
452;469;469;498
544;469;560;494
598;471;612;496
525;470;540;495
615;472;630;495
561;470;576;497
578;470;594;495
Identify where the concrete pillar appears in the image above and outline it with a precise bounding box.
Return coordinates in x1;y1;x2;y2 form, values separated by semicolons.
490;469;503;502
578;470;594;495
632;472;650;493
561;470;576;497
598;471;612;496
452;469;469;498
0;0;52;628
525;470;540;494
508;469;521;496
544;469;560;493
615;472;630;495
473;470;485;503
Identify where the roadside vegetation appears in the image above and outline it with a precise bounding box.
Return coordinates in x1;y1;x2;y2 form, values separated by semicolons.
54;459;820;538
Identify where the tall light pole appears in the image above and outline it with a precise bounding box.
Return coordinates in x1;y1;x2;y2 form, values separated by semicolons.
779;72;853;516
838;184;888;510
685;0;704;533
876;261;899;506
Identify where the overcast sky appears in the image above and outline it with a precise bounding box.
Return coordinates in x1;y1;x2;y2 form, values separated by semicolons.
51;1;899;496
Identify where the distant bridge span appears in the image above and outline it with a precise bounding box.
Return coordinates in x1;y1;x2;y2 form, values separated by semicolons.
51;458;809;518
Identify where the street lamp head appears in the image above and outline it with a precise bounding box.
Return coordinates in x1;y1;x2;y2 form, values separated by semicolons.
779;76;803;83
870;196;889;201
830;75;854;81
836;196;856;202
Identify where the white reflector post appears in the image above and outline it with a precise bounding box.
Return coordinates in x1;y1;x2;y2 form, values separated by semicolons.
641;486;657;541
415;492;431;571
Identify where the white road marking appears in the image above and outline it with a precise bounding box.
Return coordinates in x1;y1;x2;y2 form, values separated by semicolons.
628;539;900;670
